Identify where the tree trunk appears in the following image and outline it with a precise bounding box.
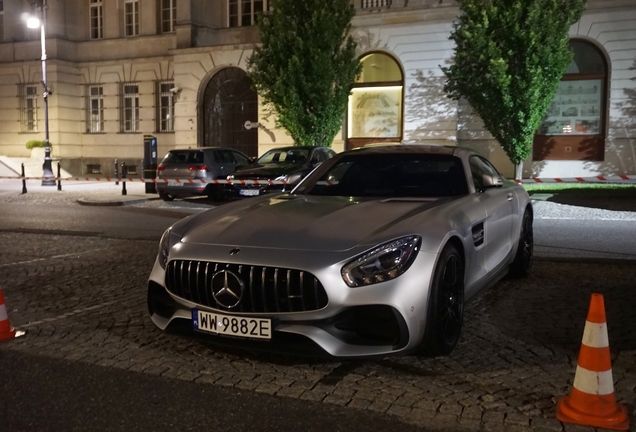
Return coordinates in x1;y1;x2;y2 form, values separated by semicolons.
514;162;523;181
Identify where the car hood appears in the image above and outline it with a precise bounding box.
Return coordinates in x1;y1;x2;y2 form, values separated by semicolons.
177;195;449;252
232;164;305;179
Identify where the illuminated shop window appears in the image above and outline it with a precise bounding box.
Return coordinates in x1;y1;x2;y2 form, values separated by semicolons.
347;52;404;149
534;40;608;161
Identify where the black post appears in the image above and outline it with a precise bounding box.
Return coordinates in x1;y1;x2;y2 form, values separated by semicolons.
114;158;119;185
121;162;127;196
39;0;55;187
21;163;27;194
56;162;62;190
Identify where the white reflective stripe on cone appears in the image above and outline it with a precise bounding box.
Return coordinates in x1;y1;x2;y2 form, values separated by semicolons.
573;366;615;395
0;307;7;321
581;321;609;348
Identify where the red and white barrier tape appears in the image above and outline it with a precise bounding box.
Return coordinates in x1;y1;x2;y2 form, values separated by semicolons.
514;175;636;184
0;176;289;185
2;175;635;185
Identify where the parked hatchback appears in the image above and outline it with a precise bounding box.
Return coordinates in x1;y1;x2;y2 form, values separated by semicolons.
228;146;337;197
156;147;252;201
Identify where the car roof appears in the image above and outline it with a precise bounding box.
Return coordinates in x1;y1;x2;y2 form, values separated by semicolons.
265;146;327;152
167;147;235;151
350;143;462;156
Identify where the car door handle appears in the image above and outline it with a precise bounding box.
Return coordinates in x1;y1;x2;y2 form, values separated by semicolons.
507;193;514;201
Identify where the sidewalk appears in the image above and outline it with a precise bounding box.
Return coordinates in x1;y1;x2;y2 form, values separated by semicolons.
0;178;156;206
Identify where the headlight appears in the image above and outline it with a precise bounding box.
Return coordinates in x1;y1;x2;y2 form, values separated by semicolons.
158;228;173;269
275;173;302;184
341;236;421;287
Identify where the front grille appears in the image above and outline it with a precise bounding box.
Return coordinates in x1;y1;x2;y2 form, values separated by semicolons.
165;260;328;313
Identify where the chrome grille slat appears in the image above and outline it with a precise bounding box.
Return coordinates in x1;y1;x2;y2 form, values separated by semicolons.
165;260;328;313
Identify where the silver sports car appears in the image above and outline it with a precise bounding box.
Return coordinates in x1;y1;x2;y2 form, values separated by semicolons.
147;144;533;358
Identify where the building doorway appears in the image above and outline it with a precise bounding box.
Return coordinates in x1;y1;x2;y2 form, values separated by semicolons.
201;67;258;157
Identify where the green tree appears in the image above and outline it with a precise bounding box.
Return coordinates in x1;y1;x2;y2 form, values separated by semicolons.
247;0;361;147
442;0;586;179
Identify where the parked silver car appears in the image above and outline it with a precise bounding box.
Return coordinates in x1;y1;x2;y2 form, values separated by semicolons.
147;144;533;358
156;147;252;201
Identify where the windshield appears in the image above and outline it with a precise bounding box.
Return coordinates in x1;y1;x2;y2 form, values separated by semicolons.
296;153;468;198
257;148;309;165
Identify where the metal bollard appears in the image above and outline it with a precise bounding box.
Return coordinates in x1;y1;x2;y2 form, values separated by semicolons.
121;162;127;196
114;159;119;185
57;162;62;191
21;163;27;194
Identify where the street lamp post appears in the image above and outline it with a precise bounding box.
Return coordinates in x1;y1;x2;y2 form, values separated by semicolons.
27;0;55;186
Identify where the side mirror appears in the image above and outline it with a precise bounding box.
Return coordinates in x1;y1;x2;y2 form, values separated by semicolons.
482;174;503;189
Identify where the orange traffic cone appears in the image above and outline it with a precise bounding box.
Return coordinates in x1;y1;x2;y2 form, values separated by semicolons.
0;286;17;342
556;293;629;431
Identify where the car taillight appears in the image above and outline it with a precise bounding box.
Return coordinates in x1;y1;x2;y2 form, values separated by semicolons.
188;165;207;172
157;166;165;171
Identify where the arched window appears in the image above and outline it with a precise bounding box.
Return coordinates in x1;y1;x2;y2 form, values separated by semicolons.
533;40;608;161
346;52;404;150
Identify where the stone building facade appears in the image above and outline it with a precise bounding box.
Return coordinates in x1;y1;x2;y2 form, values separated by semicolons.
0;0;634;179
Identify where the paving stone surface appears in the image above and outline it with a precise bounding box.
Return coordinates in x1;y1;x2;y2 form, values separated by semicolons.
0;216;635;431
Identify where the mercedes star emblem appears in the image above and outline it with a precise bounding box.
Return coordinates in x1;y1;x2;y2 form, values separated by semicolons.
211;270;244;309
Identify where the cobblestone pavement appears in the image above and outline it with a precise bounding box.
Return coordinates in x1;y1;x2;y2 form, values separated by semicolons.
0;228;634;432
1;181;635;430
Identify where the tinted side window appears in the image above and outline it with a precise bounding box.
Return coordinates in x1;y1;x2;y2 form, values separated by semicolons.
232;151;250;166
311;149;325;164
215;150;234;164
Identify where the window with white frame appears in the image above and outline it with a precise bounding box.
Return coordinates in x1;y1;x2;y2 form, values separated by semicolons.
161;0;176;33
125;0;139;37
120;83;139;133
90;0;103;39
228;0;268;27
86;85;104;133
20;84;39;132
0;1;5;43
157;81;175;133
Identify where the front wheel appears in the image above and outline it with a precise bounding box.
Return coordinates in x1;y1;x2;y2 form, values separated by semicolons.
419;243;465;357
508;209;533;278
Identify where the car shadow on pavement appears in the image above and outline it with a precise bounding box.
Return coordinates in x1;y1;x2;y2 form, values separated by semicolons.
477;260;636;354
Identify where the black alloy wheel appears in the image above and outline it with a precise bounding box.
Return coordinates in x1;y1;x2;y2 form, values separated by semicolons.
509;209;533;278
420;243;465;356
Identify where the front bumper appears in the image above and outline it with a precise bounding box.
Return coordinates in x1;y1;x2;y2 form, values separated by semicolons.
147;245;438;358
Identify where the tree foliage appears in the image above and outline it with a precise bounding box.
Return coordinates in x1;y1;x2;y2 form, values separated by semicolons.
442;0;587;170
247;0;361;147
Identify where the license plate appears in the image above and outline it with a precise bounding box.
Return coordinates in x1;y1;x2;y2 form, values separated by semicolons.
240;189;260;196
167;180;182;187
193;309;271;340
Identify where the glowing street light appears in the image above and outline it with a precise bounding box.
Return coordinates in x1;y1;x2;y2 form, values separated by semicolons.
26;0;55;186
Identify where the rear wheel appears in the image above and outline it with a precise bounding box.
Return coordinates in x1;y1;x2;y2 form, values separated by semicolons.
207;184;224;202
509;209;533;278
159;191;174;201
419;243;465;357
